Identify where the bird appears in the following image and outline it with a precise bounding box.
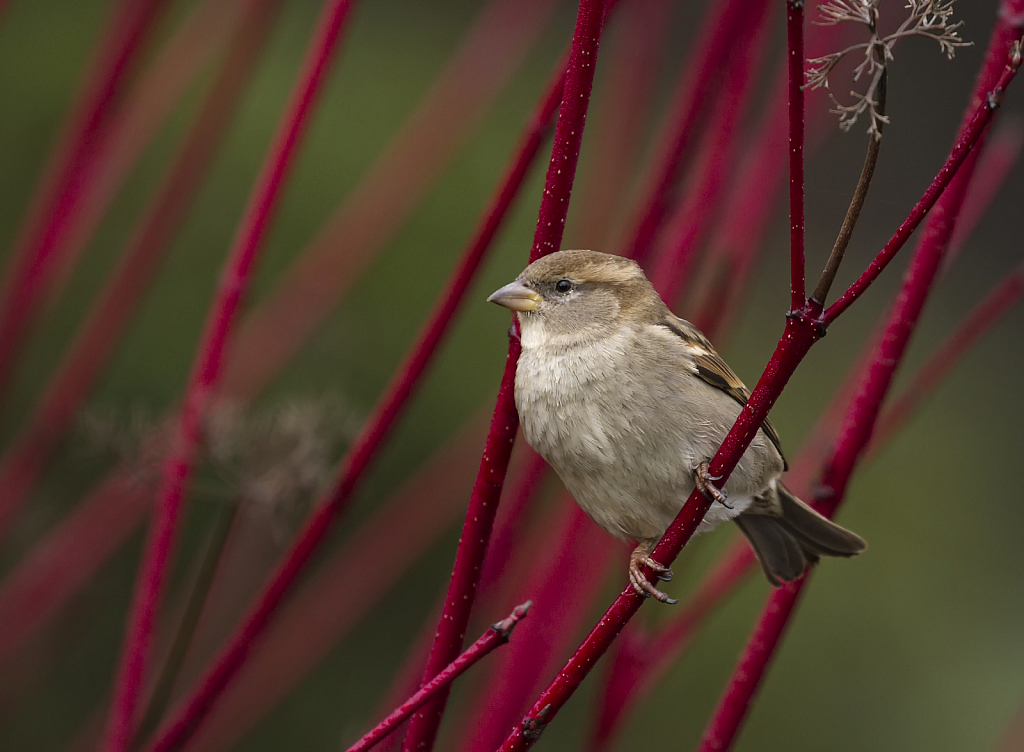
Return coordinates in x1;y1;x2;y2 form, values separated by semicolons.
487;249;865;603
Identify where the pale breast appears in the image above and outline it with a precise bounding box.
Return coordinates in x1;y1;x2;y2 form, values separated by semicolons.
514;322;782;542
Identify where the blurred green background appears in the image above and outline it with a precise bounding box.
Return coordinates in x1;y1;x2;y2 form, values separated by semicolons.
0;0;1022;750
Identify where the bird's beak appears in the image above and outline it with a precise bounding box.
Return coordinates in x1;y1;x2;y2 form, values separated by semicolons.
487;281;542;312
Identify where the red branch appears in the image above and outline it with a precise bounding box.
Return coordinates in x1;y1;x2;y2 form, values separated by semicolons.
0;0;282;539
101;3;357;750
698;19;1024;752
947;119;1023;261
495;31;1023;752
344;603;531;752
456;504;614;752
0;0;169;403
401;3;609;749
788;0;806;311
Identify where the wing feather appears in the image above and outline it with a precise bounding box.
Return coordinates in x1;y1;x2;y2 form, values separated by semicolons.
659;317;787;469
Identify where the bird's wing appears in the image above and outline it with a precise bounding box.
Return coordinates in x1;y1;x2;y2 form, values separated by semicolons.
658;316;787;468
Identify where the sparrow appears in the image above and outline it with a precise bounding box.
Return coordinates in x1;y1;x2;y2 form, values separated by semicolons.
488;249;865;603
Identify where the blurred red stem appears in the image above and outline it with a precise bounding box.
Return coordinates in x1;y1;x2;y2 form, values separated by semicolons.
496;30;1022;752
0;0;168;403
698;19;1024;752
139;19;574;752
788;0;806;311
648;0;773;297
872;264;1024;449
622;0;766;266
0;0;556;669
345;603;531;752
402;4;609;749
0;0;282;539
102;2;357;750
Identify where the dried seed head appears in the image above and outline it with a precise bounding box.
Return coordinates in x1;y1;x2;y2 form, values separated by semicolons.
807;0;971;136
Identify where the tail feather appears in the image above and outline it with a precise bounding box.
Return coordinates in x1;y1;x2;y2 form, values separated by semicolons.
735;482;866;586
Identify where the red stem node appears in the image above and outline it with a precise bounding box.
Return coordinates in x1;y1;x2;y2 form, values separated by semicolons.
344;603;531;752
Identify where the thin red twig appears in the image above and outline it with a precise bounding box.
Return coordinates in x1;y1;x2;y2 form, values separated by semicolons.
947;119;1023;261
698;22;1024;752
455;504;614;752
788;0;806;311
344;603;531;752
102;3;357;749
0;0;169;403
496;34;1022;752
0;0;282;539
43;0;251;313
179;417;488;752
402;3;609;748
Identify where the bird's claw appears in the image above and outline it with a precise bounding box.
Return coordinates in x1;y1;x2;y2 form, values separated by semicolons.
628;552;677;604
694;461;730;508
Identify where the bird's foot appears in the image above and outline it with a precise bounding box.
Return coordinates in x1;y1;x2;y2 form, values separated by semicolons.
628;548;677;604
694;461;731;508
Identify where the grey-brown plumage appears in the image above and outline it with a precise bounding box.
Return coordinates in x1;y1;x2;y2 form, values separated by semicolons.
488;249;865;601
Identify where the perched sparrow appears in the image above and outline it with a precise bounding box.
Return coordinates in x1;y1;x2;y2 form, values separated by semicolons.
488;250;865;603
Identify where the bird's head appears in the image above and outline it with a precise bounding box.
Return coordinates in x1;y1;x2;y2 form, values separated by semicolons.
487;250;664;345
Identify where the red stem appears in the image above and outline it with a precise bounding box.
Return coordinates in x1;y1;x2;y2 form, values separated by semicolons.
0;0;282;540
344;603;531;752
569;0;672;249
647;0;774;297
402;2;609;749
102;3;357;749
698;19;1024;752
621;0;768;266
0;0;169;404
788;0;806;311
496;29;1023;752
138;20;573;752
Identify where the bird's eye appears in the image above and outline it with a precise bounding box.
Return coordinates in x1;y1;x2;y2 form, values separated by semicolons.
555;279;573;293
